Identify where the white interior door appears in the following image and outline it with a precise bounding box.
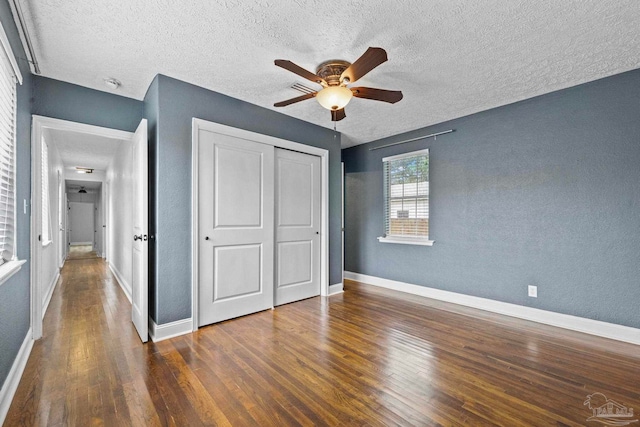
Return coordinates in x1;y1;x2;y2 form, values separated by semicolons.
68;202;94;245
198;130;274;326
274;148;321;306
131;119;148;343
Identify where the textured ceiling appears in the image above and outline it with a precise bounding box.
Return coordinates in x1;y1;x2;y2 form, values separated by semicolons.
20;1;640;147
46;128;124;169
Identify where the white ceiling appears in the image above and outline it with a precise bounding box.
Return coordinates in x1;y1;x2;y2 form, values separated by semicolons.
20;1;640;148
46;128;124;169
65;179;101;192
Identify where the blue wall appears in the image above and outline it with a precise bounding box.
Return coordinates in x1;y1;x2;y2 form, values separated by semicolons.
33;76;143;132
342;69;640;329
0;0;33;390
149;74;342;324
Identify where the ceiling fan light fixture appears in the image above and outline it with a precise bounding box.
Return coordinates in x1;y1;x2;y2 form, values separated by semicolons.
316;86;353;111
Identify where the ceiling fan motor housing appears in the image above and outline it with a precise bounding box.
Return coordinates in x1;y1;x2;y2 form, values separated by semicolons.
316;60;351;86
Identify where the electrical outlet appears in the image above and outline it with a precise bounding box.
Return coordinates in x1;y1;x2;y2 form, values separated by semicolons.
528;285;538;298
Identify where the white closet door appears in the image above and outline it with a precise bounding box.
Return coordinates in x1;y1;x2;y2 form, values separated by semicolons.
198;130;274;326
274;148;321;306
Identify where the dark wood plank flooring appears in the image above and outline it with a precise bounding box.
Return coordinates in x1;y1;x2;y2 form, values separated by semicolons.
5;257;639;426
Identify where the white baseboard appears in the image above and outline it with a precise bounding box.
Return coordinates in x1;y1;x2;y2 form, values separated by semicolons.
329;282;344;296
41;270;60;319
344;271;640;346
108;262;131;303
70;242;92;246
0;327;34;426
148;317;193;342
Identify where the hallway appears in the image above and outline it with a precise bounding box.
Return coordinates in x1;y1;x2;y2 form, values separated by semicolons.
6;256;142;425
5;257;640;425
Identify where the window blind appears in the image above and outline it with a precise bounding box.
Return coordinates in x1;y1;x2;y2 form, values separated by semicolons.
41;137;51;244
383;149;429;240
0;49;16;264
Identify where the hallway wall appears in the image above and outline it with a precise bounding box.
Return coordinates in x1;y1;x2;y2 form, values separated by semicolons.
106;141;133;298
40;132;64;313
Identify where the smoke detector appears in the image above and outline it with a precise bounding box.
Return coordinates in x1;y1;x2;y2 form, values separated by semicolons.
104;78;121;90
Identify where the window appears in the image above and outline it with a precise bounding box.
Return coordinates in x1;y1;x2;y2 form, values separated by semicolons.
0;19;24;281
378;149;434;246
41;137;51;245
0;56;16;262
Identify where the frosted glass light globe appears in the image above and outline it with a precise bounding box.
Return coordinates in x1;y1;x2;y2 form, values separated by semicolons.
316;86;353;110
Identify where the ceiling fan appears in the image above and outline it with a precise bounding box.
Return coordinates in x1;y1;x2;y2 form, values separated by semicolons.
274;47;403;122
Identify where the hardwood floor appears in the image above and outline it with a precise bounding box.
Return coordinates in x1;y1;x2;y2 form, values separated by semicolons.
67;245;98;260
5;258;640;426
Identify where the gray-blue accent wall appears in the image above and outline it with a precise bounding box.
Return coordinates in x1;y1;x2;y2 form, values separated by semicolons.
0;0;33;391
342;69;640;329
33;76;143;132
144;74;342;325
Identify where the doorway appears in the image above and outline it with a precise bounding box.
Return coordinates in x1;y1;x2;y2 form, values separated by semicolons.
30;116;148;342
68;202;94;246
191;119;329;329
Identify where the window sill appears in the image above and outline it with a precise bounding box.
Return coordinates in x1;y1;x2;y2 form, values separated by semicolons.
377;236;434;246
0;259;26;287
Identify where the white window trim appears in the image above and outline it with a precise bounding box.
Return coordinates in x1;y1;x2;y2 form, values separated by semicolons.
382;148;430;163
0;259;26;286
0;19;24;286
379;148;434;247
41;137;52;246
378;236;435;246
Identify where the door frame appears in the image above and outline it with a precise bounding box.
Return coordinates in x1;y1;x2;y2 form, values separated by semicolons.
341;161;345;284
30;115;133;339
191;118;330;332
103;181;109;260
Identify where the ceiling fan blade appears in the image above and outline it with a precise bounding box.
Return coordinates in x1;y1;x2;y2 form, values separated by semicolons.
274;92;316;107
274;60;326;86
331;108;346;122
351;87;403;104
341;47;388;83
